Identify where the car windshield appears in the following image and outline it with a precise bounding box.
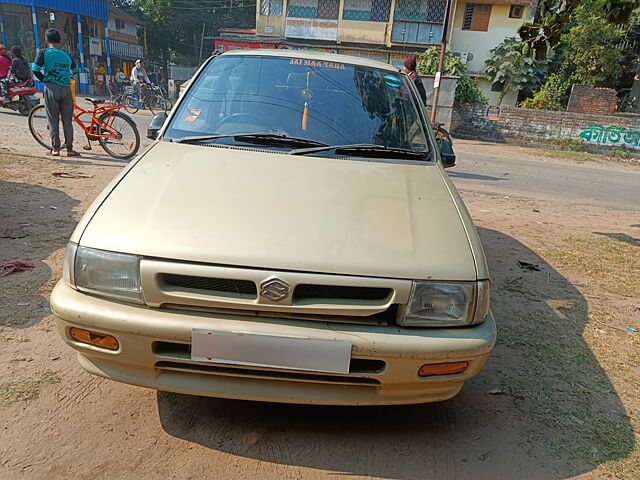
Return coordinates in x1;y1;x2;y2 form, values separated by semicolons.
164;54;430;155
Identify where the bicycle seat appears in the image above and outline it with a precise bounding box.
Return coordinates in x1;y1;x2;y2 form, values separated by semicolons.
85;98;106;104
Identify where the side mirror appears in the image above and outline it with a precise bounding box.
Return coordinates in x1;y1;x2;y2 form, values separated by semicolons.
437;137;456;168
147;112;167;140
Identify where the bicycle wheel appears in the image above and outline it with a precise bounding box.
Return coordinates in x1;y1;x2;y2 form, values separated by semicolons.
148;94;170;113
161;97;173;111
123;94;139;114
98;111;140;160
28;104;52;150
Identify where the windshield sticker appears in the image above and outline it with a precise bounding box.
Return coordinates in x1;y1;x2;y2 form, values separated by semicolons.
384;75;402;88
184;109;202;122
289;58;346;70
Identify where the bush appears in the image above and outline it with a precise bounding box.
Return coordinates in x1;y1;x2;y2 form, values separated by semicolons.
455;75;488;104
520;74;569;110
417;47;487;105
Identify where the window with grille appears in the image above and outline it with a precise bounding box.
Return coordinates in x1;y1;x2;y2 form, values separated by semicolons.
509;5;524;18
342;0;392;22
115;18;125;31
393;0;446;23
462;3;491;31
287;0;340;19
261;0;283;16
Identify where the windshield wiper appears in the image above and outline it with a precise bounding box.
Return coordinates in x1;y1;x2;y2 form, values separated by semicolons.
289;143;428;160
176;132;329;148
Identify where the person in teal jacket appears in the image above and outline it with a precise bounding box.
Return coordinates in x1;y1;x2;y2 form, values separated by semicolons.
31;28;80;156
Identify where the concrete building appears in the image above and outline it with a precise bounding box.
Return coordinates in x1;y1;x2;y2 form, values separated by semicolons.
232;0;534;105
107;5;145;78
449;0;533;105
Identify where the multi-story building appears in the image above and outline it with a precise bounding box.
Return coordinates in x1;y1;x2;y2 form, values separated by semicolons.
107;5;145;78
245;0;534;105
0;0;144;94
449;0;532;104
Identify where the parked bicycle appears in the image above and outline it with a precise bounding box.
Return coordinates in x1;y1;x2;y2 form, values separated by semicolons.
107;79;131;106
123;83;172;115
29;97;140;160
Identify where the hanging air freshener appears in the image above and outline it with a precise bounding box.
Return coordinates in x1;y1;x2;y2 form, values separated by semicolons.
301;71;313;130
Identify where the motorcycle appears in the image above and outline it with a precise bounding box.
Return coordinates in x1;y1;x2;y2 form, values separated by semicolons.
2;79;40;116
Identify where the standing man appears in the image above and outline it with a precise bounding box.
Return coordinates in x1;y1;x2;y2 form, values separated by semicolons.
402;56;427;106
31;28;80;157
0;44;11;105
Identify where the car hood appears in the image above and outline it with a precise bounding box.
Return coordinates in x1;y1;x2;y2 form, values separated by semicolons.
79;142;477;280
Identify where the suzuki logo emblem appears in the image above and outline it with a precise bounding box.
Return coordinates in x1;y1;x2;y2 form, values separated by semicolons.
260;278;290;302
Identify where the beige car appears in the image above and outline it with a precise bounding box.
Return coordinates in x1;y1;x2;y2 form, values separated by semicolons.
51;50;495;405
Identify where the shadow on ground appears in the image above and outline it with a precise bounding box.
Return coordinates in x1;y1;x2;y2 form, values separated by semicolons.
594;231;640;247
157;228;634;479
0;180;78;328
447;171;506;182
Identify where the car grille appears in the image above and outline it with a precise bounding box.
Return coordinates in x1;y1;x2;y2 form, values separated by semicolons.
153;341;385;386
162;273;257;297
155;361;382;386
293;284;391;301
141;260;412;324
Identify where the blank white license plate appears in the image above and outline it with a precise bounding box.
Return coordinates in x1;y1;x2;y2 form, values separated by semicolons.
191;329;352;374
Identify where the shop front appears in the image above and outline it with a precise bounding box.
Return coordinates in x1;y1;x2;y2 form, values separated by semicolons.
0;0;109;94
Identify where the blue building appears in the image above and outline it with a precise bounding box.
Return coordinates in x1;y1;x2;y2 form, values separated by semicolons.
0;0;138;94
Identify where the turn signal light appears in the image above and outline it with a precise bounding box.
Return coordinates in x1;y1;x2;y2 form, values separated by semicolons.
418;361;468;377
70;327;119;351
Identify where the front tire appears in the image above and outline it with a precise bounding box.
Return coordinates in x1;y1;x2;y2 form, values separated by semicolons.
97;111;140;160
123;94;139;114
17;97;34;116
28;104;52;149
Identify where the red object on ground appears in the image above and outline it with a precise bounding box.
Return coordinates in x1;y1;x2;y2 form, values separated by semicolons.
0;261;35;277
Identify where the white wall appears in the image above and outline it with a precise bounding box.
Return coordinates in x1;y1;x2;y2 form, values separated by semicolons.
109;15;138;37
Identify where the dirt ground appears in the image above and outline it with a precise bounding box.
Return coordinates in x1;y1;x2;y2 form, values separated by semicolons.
0;131;638;479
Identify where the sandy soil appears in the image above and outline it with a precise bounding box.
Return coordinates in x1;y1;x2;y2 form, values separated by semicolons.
0;131;638;479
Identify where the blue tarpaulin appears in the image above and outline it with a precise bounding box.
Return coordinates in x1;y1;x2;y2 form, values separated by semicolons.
1;0;109;21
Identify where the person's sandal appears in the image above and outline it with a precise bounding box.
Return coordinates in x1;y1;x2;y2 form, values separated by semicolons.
66;150;81;157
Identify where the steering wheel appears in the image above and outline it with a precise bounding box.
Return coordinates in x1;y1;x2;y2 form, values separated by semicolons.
218;113;266;128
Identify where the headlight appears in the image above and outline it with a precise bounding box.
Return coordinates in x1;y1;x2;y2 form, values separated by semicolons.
63;243;144;304
399;280;490;327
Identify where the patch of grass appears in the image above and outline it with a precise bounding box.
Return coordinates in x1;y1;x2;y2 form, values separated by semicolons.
499;314;635;469
543;236;640;297
548;137;586;150
608;146;633;160
0;369;60;404
525;146;604;164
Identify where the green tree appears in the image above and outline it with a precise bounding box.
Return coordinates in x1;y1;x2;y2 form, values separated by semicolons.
519;0;639;59
113;0;256;75
417;47;488;104
561;11;626;86
484;37;548;104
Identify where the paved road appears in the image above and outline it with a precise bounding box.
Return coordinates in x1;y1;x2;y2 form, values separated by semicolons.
2;107;638;210
449;147;640;210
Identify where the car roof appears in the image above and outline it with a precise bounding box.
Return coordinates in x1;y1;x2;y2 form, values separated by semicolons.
219;49;399;72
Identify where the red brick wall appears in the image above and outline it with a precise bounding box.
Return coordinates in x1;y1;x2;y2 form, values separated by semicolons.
567;84;618;115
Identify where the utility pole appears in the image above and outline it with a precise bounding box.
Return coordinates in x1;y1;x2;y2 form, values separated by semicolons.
198;22;206;65
430;0;452;124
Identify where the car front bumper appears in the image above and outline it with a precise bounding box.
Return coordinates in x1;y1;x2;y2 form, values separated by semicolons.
51;280;496;405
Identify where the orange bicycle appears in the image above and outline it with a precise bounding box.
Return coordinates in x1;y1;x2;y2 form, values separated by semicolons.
28;97;140;160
